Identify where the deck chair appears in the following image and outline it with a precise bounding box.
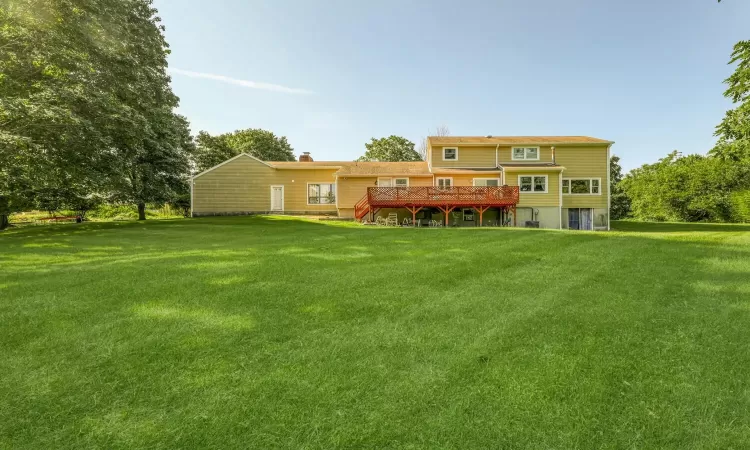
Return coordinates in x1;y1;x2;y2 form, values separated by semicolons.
386;212;398;226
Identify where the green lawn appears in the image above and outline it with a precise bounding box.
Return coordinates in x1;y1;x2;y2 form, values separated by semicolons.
2;217;750;449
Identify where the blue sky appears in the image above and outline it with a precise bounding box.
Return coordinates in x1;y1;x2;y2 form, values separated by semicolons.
154;0;749;170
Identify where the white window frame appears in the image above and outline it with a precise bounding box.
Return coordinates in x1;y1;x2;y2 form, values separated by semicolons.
472;178;501;187
377;177;392;187
435;177;453;189
462;208;475;221
442;147;458;161
511;146;541;161
562;178;602;195
394;177;409;187
270;185;284;211
518;175;548;194
306;182;336;205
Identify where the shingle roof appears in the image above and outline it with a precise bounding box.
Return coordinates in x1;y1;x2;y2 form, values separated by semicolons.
428;136;613;146
269;161;350;168
334;161;431;176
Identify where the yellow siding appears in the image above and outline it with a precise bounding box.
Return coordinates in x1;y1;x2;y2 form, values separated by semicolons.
430;146;496;168
192;156;338;214
504;172;560;207
557;146;609;209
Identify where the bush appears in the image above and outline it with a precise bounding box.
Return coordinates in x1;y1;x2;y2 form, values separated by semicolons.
730;189;750;223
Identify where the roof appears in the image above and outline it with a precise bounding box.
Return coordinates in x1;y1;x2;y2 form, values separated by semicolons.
269;161;350;169
334;161;431;176
428;136;613;146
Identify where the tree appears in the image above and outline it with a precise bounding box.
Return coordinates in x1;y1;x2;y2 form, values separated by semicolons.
609;155;630;219
417;125;450;160
0;0;194;225
194;128;295;172
357;136;421;162
710;40;750;162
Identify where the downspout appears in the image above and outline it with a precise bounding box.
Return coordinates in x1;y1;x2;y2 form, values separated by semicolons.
495;143;499;168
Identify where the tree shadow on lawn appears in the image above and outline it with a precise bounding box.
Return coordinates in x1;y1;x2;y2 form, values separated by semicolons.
3;215;750;447
613;220;750;233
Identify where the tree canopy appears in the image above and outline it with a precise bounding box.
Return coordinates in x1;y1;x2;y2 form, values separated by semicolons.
194;129;295;172
0;0;193;225
357;136;421;162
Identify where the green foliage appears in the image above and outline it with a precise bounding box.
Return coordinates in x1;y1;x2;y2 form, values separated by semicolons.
609;155;630;219
0;0;193;223
730;189;750;222
194;129;295;172
711;41;750;162
357;135;421;162
169;194;192;218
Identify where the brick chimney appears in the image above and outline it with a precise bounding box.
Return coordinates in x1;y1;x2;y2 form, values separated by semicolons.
298;152;313;162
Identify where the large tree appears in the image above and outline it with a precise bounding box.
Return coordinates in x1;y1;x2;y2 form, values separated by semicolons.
357;136;421;162
710;41;750;162
417;125;450;160
609;155;630;219
194;129;295;172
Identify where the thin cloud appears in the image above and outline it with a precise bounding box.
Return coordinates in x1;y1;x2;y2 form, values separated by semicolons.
169;67;314;95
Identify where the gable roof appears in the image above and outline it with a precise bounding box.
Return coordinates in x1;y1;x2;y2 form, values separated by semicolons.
428;136;613;146
192;153;273;179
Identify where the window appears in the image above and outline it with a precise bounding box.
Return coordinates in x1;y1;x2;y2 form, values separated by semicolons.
436;177;452;189
462;208;475;221
442;147;458;161
394;178;408;187
562;178;601;195
512;147;540;161
519;175;547;193
307;183;336;204
473;178;501;186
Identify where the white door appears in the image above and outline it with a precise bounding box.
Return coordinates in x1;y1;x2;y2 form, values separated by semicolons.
271;186;284;211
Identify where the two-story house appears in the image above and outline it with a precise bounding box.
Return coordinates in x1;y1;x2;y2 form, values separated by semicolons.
190;135;614;230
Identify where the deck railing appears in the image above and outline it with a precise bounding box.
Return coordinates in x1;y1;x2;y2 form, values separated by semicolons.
367;186;519;207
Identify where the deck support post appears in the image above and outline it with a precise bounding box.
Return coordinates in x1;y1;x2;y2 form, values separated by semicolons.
437;205;456;226
512;206;517;227
475;206;490;227
406;206;423;226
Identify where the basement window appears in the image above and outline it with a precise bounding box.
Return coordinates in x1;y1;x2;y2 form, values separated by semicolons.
512;147;540;161
308;183;336;204
563;178;601;195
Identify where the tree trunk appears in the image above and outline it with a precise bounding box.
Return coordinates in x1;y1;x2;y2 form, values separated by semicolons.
0;214;8;230
137;203;146;220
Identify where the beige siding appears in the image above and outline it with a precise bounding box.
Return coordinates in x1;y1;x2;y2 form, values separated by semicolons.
557;146;609;209
192;156;338;214
504;171;560;207
430;146;496;168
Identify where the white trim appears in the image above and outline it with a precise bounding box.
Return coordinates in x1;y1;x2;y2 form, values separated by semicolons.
472;177;501;186
394;177;409;187
192;153;274;179
306;182;336;206
377;177;393;187
270;185;284;212
511;146;541;161
435;177;453;188
190;178;194;217
334;175;339;209
562;177;602;195
518;174;548;193
442;147;458;161
607;144;612;231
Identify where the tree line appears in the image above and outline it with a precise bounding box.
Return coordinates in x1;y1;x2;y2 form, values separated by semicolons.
614;41;750;222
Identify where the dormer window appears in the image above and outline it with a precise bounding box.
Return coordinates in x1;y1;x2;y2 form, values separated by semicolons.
442;147;458;161
512;147;540;161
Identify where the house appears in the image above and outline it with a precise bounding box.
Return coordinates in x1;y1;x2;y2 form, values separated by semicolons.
190;135;614;230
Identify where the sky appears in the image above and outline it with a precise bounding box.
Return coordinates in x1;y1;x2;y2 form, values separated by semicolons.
153;0;749;170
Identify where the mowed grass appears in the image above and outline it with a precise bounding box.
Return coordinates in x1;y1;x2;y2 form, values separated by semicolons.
2;217;750;449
